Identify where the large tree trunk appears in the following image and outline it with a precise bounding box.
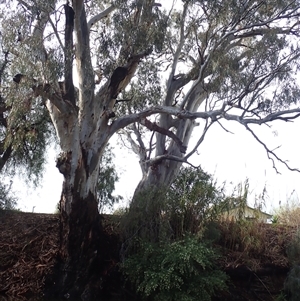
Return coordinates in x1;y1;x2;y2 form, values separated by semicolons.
45;2;111;298
58;171;104;300
51;108;110;299
45;2;155;298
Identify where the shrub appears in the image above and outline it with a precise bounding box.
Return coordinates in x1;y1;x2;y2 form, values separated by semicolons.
167;167;225;237
122;235;227;301
285;230;300;300
0;180;17;210
285;265;300;301
121;167;228;300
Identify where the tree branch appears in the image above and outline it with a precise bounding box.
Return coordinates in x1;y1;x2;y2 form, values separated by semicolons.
184;120;213;160
140;118;187;154
245;124;300;173
125;125;148;175
112;103;300;132
33;83;75;115
48;16;64;51
165;2;189;106
64;3;75;105
87;5;116;31
144;153;198;169
223;108;300;125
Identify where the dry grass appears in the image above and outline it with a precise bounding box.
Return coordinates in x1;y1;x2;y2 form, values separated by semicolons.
274;204;300;227
217;219;297;270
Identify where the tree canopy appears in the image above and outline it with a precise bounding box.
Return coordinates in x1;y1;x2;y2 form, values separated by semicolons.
0;0;299;191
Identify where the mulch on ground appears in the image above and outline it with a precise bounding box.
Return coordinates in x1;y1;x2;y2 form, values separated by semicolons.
0;210;297;300
0;211;59;299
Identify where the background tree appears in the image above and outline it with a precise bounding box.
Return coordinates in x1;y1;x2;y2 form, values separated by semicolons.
0;180;17;210
97;144;122;213
0;0;300;299
0;35;53;184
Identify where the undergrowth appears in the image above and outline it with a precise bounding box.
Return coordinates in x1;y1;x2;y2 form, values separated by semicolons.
123;236;227;301
121;167;228;301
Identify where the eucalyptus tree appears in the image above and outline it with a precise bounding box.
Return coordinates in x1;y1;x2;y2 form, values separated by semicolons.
0;0;169;298
128;0;300;198
0;0;300;299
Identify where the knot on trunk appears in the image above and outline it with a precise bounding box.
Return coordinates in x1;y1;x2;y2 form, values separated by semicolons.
56;151;72;175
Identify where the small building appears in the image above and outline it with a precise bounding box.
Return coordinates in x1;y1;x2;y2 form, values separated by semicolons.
220;205;273;223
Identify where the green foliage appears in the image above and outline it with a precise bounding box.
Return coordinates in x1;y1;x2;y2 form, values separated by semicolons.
275;292;288;301
167;167;225;237
285;264;300;301
0;180;17;210
97;145;122;212
4;108;54;185
121;166;228;300
121;187;168;245
122;166;225;244
0;30;55;185
122;236;227;301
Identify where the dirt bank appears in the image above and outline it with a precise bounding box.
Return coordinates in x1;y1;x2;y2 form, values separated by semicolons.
0;210;295;300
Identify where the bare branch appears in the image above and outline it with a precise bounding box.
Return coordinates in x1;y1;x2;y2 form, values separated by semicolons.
112;103;300;134
185;120;213;160
87;5;116;31
132;123;147;156
223;108;300;125
245;124;300;173
147;130;156;160
125;130;141;155
48;16;64;51
166;2;189;90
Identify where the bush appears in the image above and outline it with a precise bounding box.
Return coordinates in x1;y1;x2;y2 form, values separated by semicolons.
285;265;300;301
0;180;17;210
122;235;227;301
167;167;225;237
285;231;300;300
121;167;228;300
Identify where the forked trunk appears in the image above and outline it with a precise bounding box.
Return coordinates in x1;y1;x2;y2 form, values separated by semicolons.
133;118;197;201
42;1;159;298
134;159;182;198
